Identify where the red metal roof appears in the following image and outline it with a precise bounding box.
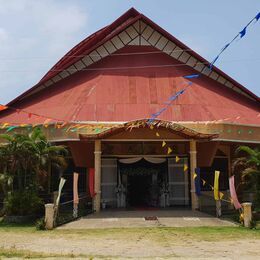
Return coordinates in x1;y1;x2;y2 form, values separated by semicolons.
6;7;259;107
0;46;259;125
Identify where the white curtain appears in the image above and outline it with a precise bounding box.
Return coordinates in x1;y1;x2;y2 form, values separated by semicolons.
119;157;143;164
119;157;166;164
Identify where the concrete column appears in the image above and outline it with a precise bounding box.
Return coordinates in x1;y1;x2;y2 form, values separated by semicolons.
242;202;252;227
189;140;199;210
45;203;54;230
94;140;102;212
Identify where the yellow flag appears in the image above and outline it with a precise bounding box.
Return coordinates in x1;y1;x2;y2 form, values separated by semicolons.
184;164;188;171
162;141;166;147
202;179;206;186
214;171;220;200
1;123;9;128
167;147;172;154
156;132;160;137
150;124;154;130
175;156;180;162
219;192;224;200
193;173;197;180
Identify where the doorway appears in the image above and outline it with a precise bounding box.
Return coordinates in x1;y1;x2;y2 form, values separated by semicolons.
120;159;167;208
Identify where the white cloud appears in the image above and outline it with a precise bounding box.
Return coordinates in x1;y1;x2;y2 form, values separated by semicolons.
0;0;88;104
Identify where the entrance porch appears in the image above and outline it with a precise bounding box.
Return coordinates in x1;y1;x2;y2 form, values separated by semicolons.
74;119;220;213
58;209;235;229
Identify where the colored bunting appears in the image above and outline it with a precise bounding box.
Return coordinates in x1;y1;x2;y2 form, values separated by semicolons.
183;74;200;79
156;132;160;137
175;155;180;162
184;164;188;172
167;147;172;154
0;105;7;111
162;141;166;147
256;12;260;21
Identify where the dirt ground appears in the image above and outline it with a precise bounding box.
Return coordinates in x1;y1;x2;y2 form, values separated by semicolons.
0;227;260;259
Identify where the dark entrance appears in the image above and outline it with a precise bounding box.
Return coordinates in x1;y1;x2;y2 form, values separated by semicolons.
119;159;167;208
128;173;152;207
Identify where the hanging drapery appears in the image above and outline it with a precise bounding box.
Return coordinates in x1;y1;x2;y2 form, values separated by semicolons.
214;171;220;200
118;157;166;164
229;175;242;209
73;172;79;218
56;177;66;206
89;168;95;198
194;167;201;196
119;157;143;164
73;172;79;204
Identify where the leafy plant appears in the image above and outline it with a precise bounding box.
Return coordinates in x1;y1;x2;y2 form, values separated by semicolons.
4;191;43;216
0;128;68;216
233;146;260;209
35;217;46;230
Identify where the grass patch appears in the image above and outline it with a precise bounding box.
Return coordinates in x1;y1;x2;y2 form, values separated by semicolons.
52;226;260;242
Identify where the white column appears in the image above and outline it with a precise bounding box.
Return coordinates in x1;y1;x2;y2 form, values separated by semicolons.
189;140;199;210
94;140;102;212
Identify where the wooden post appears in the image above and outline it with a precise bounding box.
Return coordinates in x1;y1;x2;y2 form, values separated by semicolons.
94;140;102;212
45;203;54;230
242;202;252;227
189;140;199;210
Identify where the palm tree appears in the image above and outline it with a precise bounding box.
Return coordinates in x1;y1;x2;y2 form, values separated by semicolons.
233;145;260;209
0;127;68;215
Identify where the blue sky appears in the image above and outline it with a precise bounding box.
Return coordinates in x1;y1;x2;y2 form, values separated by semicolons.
0;0;259;104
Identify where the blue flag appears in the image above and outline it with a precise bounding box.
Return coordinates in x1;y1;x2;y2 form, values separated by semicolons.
239;27;247;38
256;12;260;21
183;74;200;79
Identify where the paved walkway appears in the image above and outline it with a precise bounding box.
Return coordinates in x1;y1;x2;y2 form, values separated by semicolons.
58;209;236;229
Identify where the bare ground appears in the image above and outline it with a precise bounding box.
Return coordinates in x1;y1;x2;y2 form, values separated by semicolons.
0;227;260;259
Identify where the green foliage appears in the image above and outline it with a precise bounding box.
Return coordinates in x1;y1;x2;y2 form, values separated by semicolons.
4;191;43;216
35;217;46;230
0;128;68;216
233;145;260;209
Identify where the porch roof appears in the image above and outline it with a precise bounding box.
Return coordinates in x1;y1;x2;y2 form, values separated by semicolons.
79;119;219;140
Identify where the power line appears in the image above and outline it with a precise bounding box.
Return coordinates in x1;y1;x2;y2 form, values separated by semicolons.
0;58;260;73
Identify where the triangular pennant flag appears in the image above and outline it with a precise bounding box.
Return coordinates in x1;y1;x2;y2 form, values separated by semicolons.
150;124;154;130
167;147;172;154
162;141;166;147
6;126;17;132
219;192;224;200
183;74;200;79
0;105;7;111
193;173;197;180
175;156;180;162
256;12;260;21
1;123;9;129
239;27;247;38
156;132;160;137
183;164;188;171
202;179;206;186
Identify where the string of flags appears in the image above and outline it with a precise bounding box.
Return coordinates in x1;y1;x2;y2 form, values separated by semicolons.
147;11;260;123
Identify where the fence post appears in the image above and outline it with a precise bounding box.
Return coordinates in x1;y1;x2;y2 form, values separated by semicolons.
242;202;252;227
216;200;222;217
45;203;55;230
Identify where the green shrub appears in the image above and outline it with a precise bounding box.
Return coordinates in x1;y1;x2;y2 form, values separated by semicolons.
35;217;46;230
4;191;43;216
